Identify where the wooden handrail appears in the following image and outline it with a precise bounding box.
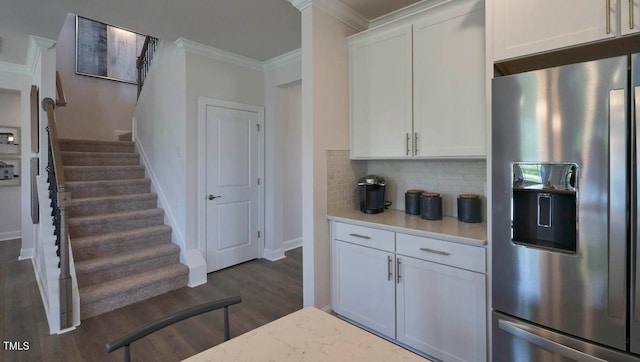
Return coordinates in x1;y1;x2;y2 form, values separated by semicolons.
136;36;151;70
55;71;67;107
106;296;242;362
42;96;73;329
42;98;66;189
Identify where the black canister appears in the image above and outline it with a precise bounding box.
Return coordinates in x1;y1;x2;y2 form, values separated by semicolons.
420;192;442;220
405;190;423;215
458;194;482;223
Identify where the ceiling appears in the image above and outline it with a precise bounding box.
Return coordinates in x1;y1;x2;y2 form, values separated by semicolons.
0;0;420;65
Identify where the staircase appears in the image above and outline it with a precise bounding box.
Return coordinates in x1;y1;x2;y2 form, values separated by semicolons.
60;138;188;320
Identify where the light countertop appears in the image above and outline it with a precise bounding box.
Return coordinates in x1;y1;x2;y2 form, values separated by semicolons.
183;307;428;362
327;208;487;246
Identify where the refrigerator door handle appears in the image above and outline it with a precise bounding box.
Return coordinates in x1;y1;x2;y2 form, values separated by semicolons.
635;86;640;322
498;319;608;362
609;89;627;320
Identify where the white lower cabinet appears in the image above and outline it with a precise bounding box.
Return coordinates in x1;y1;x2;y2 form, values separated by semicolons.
331;221;487;362
396;255;486;362
331;240;396;338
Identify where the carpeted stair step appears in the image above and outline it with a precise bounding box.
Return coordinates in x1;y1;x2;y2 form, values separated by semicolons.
72;225;172;261
68;193;158;217
75;243;181;288
80;264;189;319
66;179;151;199
61;151;140;166
59;139;135;153
69;208;165;238
64;165;145;182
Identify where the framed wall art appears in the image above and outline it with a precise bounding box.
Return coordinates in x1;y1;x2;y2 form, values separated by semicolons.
30;85;39;154
0;126;20;156
76;15;146;84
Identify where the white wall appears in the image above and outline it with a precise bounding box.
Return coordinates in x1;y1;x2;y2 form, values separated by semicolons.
134;41;187;245
0;90;23;241
56;14;136;141
300;5;357;308
281;84;302;244
183;51;264;251
264;55;302;261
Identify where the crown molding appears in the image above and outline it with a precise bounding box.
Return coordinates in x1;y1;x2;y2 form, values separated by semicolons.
0;61;29;75
288;0;368;32
263;48;301;71
368;0;479;28
174;38;264;72
0;36;55;76
25;36;56;75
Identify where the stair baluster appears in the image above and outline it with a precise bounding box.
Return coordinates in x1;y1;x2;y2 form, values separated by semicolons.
136;35;158;98
42;91;73;330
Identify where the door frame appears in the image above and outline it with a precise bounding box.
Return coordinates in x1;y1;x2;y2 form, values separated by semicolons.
197;97;265;265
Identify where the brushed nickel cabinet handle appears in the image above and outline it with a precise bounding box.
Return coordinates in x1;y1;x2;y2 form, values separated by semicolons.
420;247;451;256
607;0;612;34
414;132;419;155
396;258;402;284
387;256;392;281
349;233;371;240
406;133;410;155
631;0;635;29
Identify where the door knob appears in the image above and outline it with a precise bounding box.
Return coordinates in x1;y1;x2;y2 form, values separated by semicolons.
208;195;221;200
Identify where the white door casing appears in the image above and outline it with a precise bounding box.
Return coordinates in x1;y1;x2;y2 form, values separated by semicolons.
197;98;264;273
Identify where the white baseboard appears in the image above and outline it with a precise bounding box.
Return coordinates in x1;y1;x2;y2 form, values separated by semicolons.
320;305;332;313
284;237;302;251
19;248;34;260
263;247;285;262
0;230;22;242
135;137;207;288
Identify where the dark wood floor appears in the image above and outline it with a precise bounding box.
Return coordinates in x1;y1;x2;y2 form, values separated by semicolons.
0;239;302;361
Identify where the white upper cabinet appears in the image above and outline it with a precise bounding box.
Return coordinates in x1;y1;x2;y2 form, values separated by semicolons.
493;0;617;61
349;1;486;159
621;0;640;36
413;7;486;157
350;25;413;159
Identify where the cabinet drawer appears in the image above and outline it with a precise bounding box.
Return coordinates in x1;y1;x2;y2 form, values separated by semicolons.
334;222;395;252
396;233;485;273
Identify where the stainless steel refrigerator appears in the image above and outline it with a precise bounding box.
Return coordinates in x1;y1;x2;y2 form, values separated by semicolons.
492;54;640;361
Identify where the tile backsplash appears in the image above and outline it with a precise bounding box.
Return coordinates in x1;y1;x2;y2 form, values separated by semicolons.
327;150;367;212
366;160;487;219
326;151;487;219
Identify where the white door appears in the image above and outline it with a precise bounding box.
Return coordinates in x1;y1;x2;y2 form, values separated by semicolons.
205;104;260;272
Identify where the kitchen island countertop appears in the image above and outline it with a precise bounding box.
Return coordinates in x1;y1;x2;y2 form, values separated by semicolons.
327;208;487;246
183;307;427;361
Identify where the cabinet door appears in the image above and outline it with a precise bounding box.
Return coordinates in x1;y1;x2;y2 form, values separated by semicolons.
413;7;486;158
493;0;617;61
331;240;396;338
350;25;413;159
621;0;640;36
396;256;486;362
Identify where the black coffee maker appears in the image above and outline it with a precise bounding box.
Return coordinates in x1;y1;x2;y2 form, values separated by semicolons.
358;175;386;214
